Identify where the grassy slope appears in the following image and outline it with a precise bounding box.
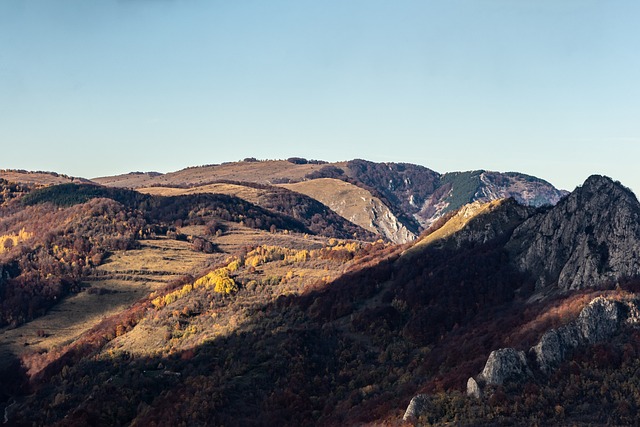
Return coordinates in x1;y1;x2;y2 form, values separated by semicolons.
94;160;346;188
0;170;90;186
280;178;413;239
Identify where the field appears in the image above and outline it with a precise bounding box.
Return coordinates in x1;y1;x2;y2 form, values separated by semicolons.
0;221;329;368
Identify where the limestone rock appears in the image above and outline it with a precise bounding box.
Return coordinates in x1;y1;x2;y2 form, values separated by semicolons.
532;297;635;373
466;377;482;398
403;394;430;422
480;348;530;385
576;297;622;342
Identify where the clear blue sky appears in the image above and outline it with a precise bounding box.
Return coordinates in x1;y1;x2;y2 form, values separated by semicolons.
1;1;639;194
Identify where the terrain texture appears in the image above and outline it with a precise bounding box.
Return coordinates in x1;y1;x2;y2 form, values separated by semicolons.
1;160;638;426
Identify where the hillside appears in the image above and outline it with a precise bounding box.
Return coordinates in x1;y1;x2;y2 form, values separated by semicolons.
0;170;91;186
93;159;334;187
137;181;377;241
1;170;636;426
93;157;567;240
280;178;416;243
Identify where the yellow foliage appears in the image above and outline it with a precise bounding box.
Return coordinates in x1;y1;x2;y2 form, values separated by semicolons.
0;228;33;254
227;259;241;272
243;245;312;268
194;269;238;294
152;259;240;309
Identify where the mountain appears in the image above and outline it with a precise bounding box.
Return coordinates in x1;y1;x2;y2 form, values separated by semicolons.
136;181;377;241
93;158;567;240
507;175;640;292
418;169;567;227
3;165;637;426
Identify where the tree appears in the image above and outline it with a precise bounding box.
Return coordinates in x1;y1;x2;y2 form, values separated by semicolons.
3;237;14;251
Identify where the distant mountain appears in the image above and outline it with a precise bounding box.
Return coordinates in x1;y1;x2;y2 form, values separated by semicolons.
92;158;567;241
340;160;567;228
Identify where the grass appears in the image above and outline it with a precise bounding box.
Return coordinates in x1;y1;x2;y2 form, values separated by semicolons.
0;238;211;361
138;183;263;205
281;178;416;242
0;222;330;365
94;160;343;188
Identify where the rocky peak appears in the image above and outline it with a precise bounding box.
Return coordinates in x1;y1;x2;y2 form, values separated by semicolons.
507;175;640;291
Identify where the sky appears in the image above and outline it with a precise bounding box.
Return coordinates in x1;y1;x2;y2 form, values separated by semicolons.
1;1;639;194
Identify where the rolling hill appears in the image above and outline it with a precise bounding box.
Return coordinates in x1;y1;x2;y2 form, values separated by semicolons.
93;157;567;240
2;162;637;426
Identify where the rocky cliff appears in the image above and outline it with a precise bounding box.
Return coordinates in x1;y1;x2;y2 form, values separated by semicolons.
507;175;640;291
464;296;640;398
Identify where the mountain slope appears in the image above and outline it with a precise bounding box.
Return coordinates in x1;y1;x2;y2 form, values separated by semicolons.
93;158;567;234
280;178;416;243
5;169;625;426
138;181;377;241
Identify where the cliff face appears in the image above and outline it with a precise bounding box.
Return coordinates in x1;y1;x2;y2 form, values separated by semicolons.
507;175;640;291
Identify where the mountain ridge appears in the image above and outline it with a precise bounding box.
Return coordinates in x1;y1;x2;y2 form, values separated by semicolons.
3;164;639;426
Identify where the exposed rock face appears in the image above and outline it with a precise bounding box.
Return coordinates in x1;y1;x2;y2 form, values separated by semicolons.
402;394;430;421
443;199;535;250
416;170;566;228
533;297;638;373
366;196;416;244
479;348;530;386
507;175;640;291
464;296;640;399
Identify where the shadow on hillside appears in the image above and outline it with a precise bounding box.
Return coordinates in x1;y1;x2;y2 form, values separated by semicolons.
0;345;28;408
7;224;553;427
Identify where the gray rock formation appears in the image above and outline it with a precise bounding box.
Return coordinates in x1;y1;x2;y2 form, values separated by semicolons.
417;170;566;228
533;297;637;373
443;199;535;250
402;394;430;422
479;348;530;386
465;296;640;398
507;175;640;291
466;377;481;399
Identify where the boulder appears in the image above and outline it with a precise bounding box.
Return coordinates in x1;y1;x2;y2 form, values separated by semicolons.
403;394;430;422
466;377;482;398
576;296;622;342
480;348;530;385
532;297;630;373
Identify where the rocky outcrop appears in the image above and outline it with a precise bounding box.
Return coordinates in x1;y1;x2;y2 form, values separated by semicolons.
465;296;640;398
479;348;530;386
533;297;638;373
466;377;481;399
403;394;430;422
442;199;535;250
367;197;417;244
507;175;640;291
